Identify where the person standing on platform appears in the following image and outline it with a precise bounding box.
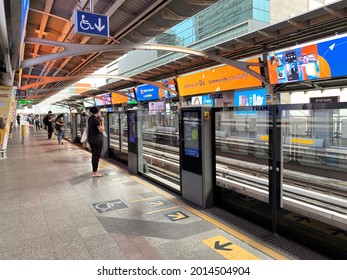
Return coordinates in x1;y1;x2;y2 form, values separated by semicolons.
27;114;34;130
55;114;65;145
44;111;54;139
88;106;104;177
16;114;21;126
35;115;41;130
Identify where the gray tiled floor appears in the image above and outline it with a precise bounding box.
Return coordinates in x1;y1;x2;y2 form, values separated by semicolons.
0;128;312;260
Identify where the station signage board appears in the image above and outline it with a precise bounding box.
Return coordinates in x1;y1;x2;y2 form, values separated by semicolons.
136;84;160;101
176;58;262;96
111;92;128;105
74;10;109;37
17;99;32;104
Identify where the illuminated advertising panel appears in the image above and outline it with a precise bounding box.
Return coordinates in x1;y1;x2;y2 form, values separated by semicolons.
234;88;267;115
267;34;347;84
126;88;137;104
177;58;262;96
161;79;177;99
148;101;164;115
83;97;95;108
111;92;128;104
136;84;160;101
191;95;214;106
95;93;111;106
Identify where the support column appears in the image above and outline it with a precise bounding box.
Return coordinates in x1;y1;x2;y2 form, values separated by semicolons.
0;85;16;159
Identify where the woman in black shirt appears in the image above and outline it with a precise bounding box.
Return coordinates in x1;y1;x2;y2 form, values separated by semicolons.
88;106;105;177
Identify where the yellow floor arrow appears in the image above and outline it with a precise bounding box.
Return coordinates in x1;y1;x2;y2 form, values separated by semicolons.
203;235;260;260
168;212;186;220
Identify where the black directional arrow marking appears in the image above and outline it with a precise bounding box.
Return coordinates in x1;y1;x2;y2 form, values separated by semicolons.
214;241;233;251
293;216;311;223
327;228;347;237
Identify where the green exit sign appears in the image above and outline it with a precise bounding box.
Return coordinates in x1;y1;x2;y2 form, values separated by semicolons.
18;99;33;104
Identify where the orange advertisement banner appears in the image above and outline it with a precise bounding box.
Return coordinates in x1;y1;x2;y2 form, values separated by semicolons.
111;92;128;104
177;58;262;96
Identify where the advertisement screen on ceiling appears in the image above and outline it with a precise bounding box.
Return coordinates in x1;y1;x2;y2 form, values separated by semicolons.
95;93;111;106
176;58;262;96
267;34;347;84
148;101;164;115
234;88;267;115
191;95;214;106
111;92;128;104
83;97;95;108
161;79;177;99
126;88;137;104
136;84;160;101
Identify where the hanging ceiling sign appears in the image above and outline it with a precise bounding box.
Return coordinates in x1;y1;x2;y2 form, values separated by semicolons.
74;10;109;37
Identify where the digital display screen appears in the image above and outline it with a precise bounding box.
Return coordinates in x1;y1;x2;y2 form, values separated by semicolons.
148;101;164;115
83;97;95;108
95;93;111;106
162;79;177;99
136;84;160;101
128;112;136;143
234;88;267;115
183;111;200;158
267;42;323;84
126;88;137;104
191;95;214;106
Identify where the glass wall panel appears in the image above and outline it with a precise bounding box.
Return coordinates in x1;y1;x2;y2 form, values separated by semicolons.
138;108;180;192
108;112;128;163
76;114;81;140
214;106;271;226
279;105;347;258
63;113;72;141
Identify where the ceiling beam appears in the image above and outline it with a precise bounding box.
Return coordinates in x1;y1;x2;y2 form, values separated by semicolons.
22;37;268;85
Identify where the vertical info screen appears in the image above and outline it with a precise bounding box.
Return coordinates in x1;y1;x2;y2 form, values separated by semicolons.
183;111;200;158
128;112;136;143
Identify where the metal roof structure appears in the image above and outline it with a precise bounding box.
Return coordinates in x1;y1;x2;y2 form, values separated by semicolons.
1;0;219;101
75;0;347;100
2;0;347;107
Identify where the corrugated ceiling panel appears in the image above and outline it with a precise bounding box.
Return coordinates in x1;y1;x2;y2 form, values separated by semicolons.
50;0;76;20
30;0;46;11
94;0;112;14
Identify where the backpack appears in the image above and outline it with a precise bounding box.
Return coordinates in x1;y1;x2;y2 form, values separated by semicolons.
43;115;48;126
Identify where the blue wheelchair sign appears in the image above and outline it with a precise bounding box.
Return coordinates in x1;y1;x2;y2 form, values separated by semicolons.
74;10;109;37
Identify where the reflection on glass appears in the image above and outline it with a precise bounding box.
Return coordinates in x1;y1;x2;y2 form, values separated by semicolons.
63;113;72;140
280;106;347;258
215;107;270;206
108;112;128;162
138;108;180;191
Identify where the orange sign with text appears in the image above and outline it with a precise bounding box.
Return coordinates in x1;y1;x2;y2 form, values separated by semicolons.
111;92;128;104
177;58;262;96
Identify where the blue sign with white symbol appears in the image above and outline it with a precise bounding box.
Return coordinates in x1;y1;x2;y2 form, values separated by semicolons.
136;84;160;101
74;10;109;37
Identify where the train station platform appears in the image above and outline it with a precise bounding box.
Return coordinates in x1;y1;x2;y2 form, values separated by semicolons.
0;126;327;260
